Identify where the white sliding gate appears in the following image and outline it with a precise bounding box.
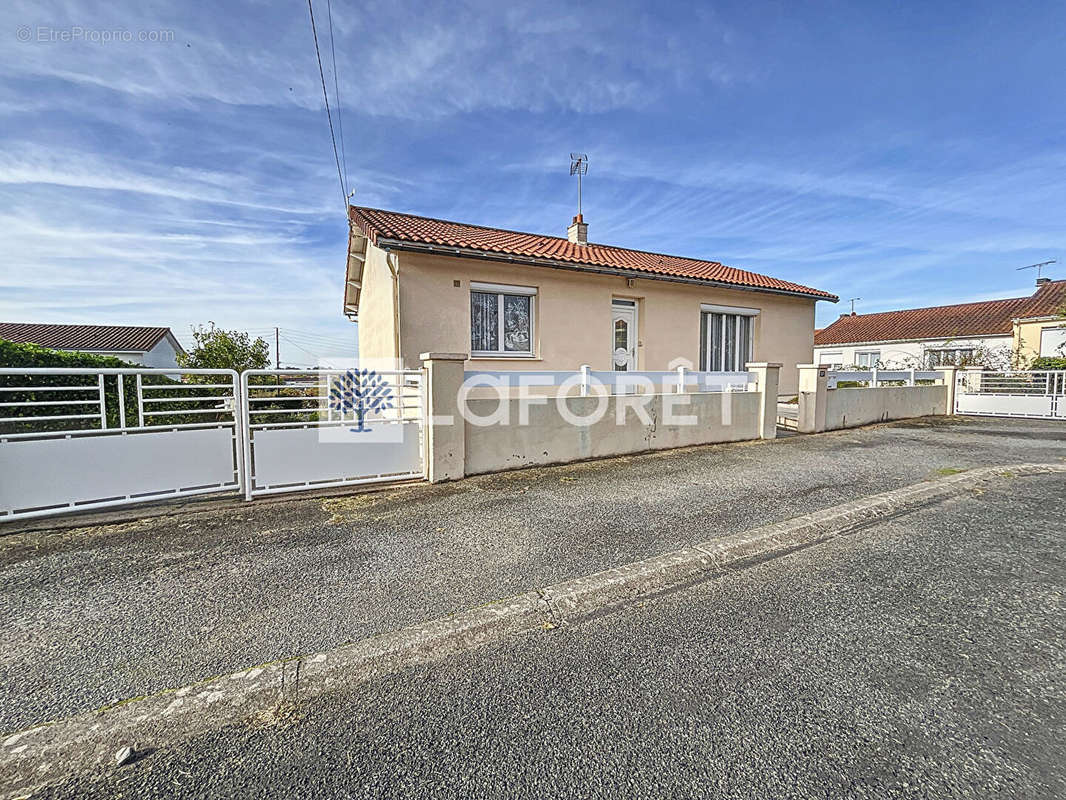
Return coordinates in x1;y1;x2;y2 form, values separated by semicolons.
0;368;242;521
240;369;424;498
955;370;1066;420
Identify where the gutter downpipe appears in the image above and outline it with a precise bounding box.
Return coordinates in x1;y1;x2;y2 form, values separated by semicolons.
385;248;402;368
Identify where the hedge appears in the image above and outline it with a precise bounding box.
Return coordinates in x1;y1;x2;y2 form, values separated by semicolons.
0;339;237;434
1030;356;1066;370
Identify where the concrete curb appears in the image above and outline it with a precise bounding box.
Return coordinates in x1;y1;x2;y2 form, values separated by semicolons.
3;462;1063;796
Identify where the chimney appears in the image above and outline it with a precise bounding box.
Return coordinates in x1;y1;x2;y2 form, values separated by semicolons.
1036;276;1051;287
567;214;588;246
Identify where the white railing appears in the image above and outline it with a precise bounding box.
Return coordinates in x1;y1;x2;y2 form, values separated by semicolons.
826;369;943;389
239;369;424;499
957;370;1066;396
463;366;756;395
0;367;239;439
0;368;242;521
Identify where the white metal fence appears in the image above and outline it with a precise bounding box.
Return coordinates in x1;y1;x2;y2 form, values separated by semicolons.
0;368;242;521
240;369;424;498
826;369;943;389
956;370;1066;419
463;367;756;395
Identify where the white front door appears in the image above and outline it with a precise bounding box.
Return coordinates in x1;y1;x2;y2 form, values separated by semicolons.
611;301;637;371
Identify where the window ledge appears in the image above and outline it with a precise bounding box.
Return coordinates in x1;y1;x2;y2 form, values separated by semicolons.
470;354;541;361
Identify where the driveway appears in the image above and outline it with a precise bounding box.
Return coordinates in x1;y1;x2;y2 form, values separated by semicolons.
2;415;1065;733
36;470;1066;799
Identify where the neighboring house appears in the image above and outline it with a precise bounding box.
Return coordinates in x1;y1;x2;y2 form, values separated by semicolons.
0;323;186;368
343;207;837;395
813;278;1066;369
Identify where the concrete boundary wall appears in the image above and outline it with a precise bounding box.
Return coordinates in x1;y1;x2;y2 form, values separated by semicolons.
422;355;781;480
824;385;948;430
463;390;763;475
797;364;956;433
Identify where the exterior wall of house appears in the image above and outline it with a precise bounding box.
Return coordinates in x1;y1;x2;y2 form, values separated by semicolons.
1015;319;1066;361
78;350;145;364
356;243;401;368
141;338;182;369
391;250;817;395
813;335;1011;369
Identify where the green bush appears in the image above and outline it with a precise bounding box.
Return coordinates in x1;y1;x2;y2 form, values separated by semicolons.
1030;356;1066;370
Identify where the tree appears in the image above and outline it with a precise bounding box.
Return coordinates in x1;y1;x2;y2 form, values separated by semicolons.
177;323;271;373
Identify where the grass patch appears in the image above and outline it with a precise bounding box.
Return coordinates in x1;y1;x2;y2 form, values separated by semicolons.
934;467;966;477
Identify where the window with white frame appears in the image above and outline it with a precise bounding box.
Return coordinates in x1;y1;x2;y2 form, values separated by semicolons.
818;352;844;369
700;305;756;371
470;282;536;357
925;347;976;368
855;350;881;368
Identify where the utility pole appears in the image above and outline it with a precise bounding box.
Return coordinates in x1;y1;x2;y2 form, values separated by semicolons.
275;327;280;369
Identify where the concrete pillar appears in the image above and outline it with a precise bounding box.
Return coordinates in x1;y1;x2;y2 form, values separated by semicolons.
421;352;467;483
938;366;959;414
746;362;781;439
796;364;828;434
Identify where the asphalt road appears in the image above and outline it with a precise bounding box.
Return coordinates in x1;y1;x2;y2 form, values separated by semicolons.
2;416;1065;734
38;471;1066;799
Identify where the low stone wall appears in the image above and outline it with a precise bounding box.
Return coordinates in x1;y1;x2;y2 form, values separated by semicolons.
823;385;948;431
464;391;763;475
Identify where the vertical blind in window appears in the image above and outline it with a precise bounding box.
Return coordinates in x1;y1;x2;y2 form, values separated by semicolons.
700;312;753;371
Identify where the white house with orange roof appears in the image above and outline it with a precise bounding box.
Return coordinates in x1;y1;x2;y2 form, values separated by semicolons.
813;278;1066;369
342;207;837;395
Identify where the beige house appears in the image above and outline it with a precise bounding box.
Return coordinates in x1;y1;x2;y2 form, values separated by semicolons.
343;206;837;395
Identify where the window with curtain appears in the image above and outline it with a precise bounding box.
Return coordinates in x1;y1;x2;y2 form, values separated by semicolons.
700;312;753;371
470;284;535;356
855;350;881;368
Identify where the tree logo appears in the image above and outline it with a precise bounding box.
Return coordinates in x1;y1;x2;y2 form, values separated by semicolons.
328;369;394;432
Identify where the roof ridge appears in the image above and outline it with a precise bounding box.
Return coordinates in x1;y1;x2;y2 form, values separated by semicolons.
839;294;1032;320
350;205;781;282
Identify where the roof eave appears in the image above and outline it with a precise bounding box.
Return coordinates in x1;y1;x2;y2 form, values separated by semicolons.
814;332;1013;347
375;238;838;303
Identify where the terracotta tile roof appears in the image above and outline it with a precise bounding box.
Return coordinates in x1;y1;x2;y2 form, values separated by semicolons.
1017;279;1066;318
349;206;837;301
0;322;177;353
814;279;1066;346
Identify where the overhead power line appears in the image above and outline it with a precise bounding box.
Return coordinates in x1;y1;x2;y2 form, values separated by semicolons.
325;0;348;195
307;0;348;211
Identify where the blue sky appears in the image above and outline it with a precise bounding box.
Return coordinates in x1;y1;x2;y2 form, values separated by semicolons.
1;0;1064;365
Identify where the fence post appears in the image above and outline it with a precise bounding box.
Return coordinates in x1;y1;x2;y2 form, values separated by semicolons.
580;364;590;397
746;362;781;439
796;364;828;434
676;365;687;394
870;367;879;388
421;352;468;483
908;369;916;387
937;366;958;414
962;367;985;395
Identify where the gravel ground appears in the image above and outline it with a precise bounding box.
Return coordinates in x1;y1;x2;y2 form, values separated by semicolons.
37;473;1066;799
1;416;1064;734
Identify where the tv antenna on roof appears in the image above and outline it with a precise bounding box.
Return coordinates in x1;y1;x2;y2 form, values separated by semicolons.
569;153;588;217
848;297;861;314
1016;259;1056;280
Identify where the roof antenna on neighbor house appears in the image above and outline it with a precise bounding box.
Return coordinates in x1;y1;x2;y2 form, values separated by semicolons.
848;297;861;315
568;153;589;245
1016;259;1056;286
